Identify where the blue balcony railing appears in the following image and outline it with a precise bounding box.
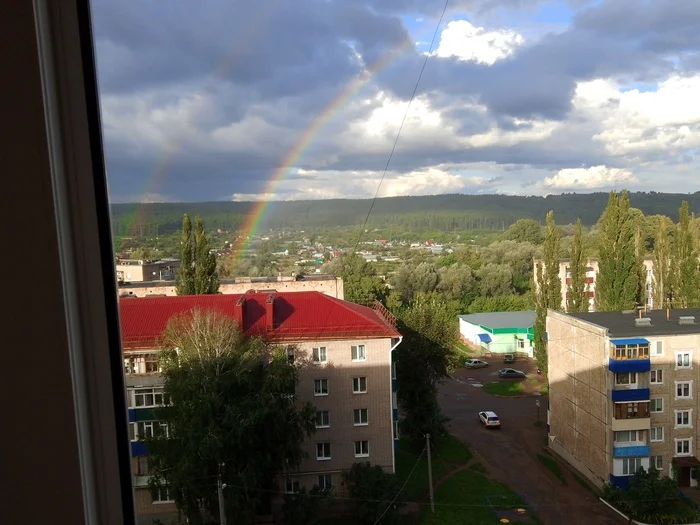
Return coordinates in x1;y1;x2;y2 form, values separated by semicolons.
611;388;650;402
131;441;148;456
609;358;650;373
609;474;631;489
613;445;649;458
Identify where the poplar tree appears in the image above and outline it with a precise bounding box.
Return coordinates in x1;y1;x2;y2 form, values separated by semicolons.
595;191;641;311
175;214;195;295
671;201;700;308
652;217;672;309
566;218;588;313
532;262;548;375
194;217;220;294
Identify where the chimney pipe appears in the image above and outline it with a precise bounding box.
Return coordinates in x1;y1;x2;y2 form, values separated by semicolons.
265;293;275;330
235;296;246;329
638;308;642;319
667;307;670;321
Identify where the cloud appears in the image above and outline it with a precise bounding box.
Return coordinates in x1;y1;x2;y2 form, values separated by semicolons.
435;20;525;65
542;165;637;190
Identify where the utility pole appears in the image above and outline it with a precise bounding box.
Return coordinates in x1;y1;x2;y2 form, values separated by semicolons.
218;464;227;525
426;433;435;514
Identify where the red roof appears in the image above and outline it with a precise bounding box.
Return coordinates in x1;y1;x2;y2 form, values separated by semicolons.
119;291;400;349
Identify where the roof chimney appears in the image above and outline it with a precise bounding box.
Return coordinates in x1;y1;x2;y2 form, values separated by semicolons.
667;307;670;321
265;293;275;330
679;316;696;325
235;296;246;329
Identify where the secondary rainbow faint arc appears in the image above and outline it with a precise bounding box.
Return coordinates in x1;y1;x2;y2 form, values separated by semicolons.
232;37;414;255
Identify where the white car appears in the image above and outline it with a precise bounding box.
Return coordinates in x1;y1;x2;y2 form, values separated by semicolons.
466;359;489;369
478;411;501;429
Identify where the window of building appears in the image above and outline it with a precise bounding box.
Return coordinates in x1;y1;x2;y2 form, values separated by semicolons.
131;421;169;441
355;440;369;457
676;381;692;399
614;430;643;443
651;455;663;470
351;345;366;361
676;438;692;456
124;353;160;374
650;427;664;442
353;377;367;393
317;474;332;490
316;443;331;460
676;352;691;369
622;458;644;475
517;339;525;349
314;379;328;396
354;408;368;426
615;372;637;385
136;456;149;476
675;410;692;428
651;399;663;412
313;347;327;363
285;478;300;494
316;410;330;428
286;347;295;364
133;387;169;408
393;420;400;440
650;370;663;384
653;341;663;356
152;486;172;503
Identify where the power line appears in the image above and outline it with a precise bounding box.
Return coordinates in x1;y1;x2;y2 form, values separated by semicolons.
353;0;451;252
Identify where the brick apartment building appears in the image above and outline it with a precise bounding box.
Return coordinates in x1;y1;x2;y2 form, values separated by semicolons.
119;291;401;524
547;307;700;489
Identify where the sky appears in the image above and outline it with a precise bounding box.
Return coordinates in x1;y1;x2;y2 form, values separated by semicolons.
92;0;700;203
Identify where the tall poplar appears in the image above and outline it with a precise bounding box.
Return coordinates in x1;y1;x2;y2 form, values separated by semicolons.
671;201;700;308
175;214;195;295
566;218;588;312
652;216;672;309
194;217;220;294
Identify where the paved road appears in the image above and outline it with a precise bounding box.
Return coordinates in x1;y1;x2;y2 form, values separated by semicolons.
440;361;621;525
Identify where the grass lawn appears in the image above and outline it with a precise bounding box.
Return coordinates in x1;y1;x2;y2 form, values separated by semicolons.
395;435;472;500
455;341;474;355
537;453;566;484
420;469;540;525
572;472;596;494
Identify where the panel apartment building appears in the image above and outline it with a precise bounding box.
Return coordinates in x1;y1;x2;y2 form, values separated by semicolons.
119;291;401;524
547;308;700;489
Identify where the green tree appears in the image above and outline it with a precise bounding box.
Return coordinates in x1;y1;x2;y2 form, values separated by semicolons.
475;263;514;296
566;219;588;313
342;462;404;524
281;486;334;525
193;217;220;294
532;262;548;374
467;294;531;313
504;218;544;244
175;214;195;295
323;253;386;305
603;468;682;522
652;216;672;309
595;191;643;311
393;293;458;440
145;309;316;524
671;201;700;308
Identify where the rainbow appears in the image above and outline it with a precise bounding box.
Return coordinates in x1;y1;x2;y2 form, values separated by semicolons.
231;36;414;255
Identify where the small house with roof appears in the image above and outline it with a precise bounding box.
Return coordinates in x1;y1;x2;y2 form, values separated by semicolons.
458;311;536;357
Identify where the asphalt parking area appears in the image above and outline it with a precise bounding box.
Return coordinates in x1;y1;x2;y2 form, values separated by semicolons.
440;358;620;525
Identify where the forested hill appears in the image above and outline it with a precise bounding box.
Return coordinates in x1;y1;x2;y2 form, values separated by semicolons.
111;191;700;237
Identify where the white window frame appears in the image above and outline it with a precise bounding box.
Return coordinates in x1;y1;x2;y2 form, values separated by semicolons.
651;455;663;470
313;347;328;363
285;477;300;494
676;351;692;370
614;430;643;444
314;379;328;396
517;339;525;349
351;344;367;362
622;458;644;476
615;372;637;386
650;369;663;385
651;398;663;413
153;486;173;504
132;387;169;408
316;410;330;429
353;376;367;394
653;341;663;356
354;440;369;457
131;421;169;441
650;426;664;442
353;408;368;426
675;438;692;456
675;409;692;429
124;353;160;375
317;474;332;490
316;442;331;460
675;381;692;400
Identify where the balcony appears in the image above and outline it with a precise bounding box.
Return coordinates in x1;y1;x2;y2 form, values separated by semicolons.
612;402;651;431
608;357;650;373
611;388;650;403
609;474;631;489
613;445;650;458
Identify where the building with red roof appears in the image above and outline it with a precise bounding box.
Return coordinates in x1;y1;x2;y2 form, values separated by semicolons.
120;290;402;522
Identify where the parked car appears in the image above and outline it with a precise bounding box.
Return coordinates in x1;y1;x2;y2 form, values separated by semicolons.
478;411;501;428
498;368;526;378
503;353;515;364
466;359;489;369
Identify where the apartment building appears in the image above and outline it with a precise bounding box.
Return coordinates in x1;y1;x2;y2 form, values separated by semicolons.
534;257;655;312
116;258;181;283
119;290;401;524
547;307;700;489
118;272;345;299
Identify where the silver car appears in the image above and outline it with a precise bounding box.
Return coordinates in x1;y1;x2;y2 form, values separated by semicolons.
466;359;489;369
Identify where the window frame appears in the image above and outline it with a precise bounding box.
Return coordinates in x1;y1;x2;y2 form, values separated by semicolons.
353;408;369;426
675;409;692;429
285;478;300;494
650;426;664;442
317;474;332;490
313;347;328;363
615;372;637;386
351;344;367;362
152;486;173;504
353;376;367;394
314;378;329;396
676;438;692;456
316;410;330;428
650;369;663;384
316;442;331;460
651;455;663;470
653;341;663;356
676;351;692;370
354;440;370;457
675;381;693;400
650;398;663;413
622;457;644;476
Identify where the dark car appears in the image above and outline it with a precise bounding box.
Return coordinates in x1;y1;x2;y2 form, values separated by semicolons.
503;353;515;364
498;368;526;379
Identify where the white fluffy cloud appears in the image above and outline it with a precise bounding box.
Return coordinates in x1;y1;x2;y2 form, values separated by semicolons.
542;165;637;190
435;20;525;65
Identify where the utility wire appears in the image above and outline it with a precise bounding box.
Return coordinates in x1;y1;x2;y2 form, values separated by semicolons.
372;445;426;524
353;0;451;252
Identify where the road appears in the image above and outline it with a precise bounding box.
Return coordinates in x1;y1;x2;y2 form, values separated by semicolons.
440;361;621;525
